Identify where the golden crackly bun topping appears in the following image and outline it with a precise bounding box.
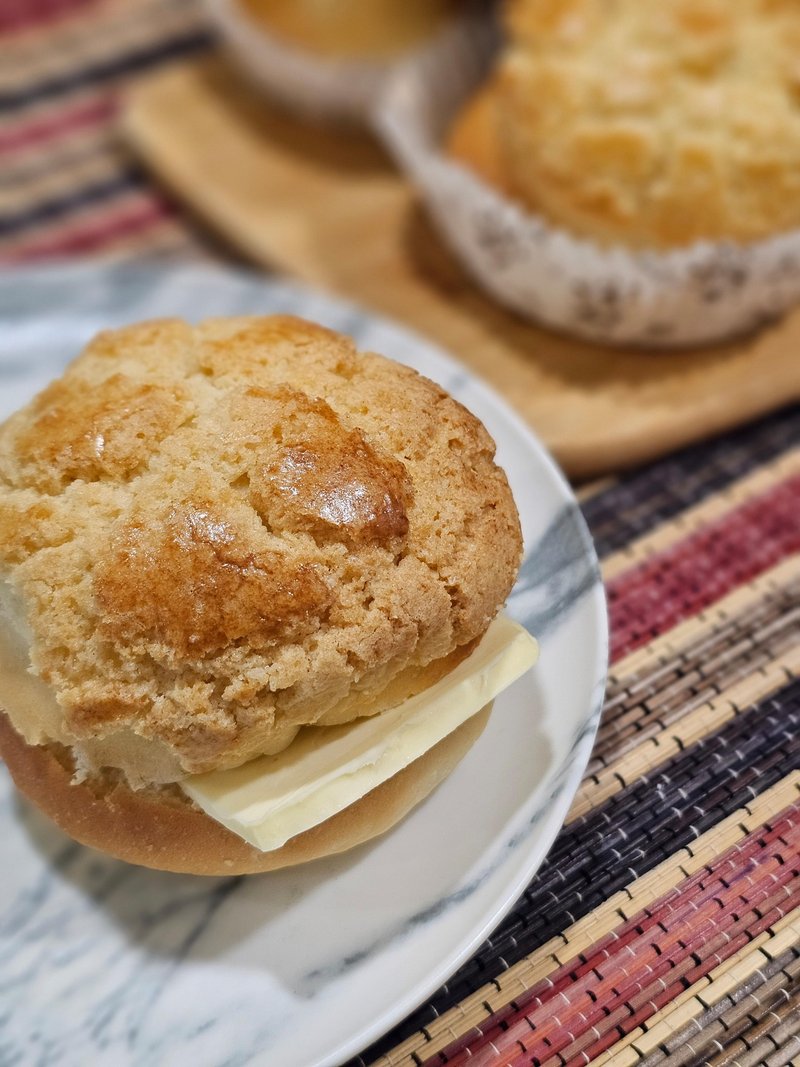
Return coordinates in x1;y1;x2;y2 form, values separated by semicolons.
0;317;521;779
454;0;800;247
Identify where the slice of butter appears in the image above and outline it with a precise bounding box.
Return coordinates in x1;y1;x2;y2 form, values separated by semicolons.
0;580;67;746
183;615;538;852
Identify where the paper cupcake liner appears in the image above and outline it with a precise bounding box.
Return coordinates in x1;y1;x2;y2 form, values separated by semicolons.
374;15;800;348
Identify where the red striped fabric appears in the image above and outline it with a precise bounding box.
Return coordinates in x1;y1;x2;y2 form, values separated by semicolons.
0;0;209;261
0;198;174;260
607;473;800;662
0;0;96;35
0;96;115;155
427;800;800;1067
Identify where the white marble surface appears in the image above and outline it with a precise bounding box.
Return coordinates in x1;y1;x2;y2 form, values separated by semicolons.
0;265;607;1067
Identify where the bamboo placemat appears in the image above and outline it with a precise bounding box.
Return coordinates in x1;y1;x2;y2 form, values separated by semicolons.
1;3;799;1066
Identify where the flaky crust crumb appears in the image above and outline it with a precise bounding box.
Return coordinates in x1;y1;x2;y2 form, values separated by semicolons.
0;316;521;777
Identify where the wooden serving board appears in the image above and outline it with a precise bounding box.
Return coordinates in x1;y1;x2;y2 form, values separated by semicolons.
123;58;800;479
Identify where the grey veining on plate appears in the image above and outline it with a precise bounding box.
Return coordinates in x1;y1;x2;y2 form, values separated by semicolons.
508;504;602;639
0;264;607;1067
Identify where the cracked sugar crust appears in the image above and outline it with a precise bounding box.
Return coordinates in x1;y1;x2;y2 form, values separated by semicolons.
452;0;800;248
0;316;522;779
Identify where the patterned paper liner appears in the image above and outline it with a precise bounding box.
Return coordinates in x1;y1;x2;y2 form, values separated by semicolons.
204;0;470;126
375;14;800;348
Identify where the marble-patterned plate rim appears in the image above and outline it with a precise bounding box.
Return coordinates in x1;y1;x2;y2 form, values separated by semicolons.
0;262;608;1067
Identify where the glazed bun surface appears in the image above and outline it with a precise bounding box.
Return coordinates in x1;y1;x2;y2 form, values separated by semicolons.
0;316;521;785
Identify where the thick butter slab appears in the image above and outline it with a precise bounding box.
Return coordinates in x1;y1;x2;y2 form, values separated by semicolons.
183;616;538;852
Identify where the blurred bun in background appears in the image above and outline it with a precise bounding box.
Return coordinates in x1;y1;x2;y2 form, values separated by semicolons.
449;0;800;248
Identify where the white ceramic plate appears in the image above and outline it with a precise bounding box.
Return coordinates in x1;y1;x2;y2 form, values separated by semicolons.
0;264;607;1067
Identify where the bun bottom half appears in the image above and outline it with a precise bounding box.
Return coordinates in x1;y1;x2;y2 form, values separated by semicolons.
0;706;491;875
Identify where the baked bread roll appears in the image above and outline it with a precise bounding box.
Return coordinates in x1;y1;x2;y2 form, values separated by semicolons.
0;316;524;873
449;0;800;248
0;702;491;875
241;0;461;58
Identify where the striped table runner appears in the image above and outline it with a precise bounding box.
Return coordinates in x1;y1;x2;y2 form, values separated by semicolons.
2;3;799;1065
355;408;800;1067
0;0;211;261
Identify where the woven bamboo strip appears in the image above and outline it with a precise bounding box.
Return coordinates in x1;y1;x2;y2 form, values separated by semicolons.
601;576;800;776
569;646;800;821
707;986;799;1065
0;87;115;145
520;862;800;1067
0;145;127;214
607;555;800;687
608;574;799;699
0;187;171;256
643;948;800;1066
473;787;800;1065
706;989;800;1066
600;451;800;583
581;409;800;558
593;913;800;1064
576;477;617;503
588;578;799;777
0;115;113;175
402;811;800;1066
0;0;202;90
535;875;800;1066
373;775;800;1067
609;617;791;722
1;0;185;50
763;1032;800;1067
8;222;200;265
96;224;206;261
489;878;800;1065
